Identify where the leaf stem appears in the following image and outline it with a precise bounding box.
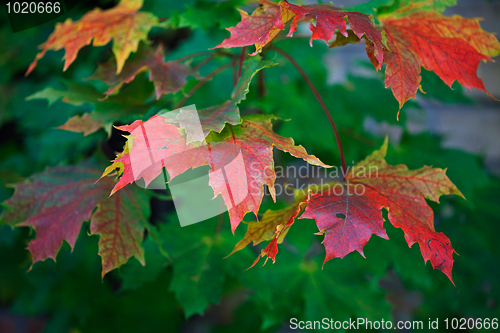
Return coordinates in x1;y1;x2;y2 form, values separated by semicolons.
176;49;238;64
270;46;347;181
174;62;233;109
257;69;266;98
175;51;214;62
237;46;246;83
232;59;238;87
192;54;215;72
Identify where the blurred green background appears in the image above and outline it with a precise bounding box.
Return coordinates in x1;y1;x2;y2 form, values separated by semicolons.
0;0;499;332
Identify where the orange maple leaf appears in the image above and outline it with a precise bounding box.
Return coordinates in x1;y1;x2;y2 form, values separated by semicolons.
26;0;161;75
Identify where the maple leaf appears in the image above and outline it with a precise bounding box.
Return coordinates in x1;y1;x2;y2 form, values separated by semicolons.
100;114;196;195
100;57;277;191
232;199;308;268
88;44;195;99
369;8;500;112
301;186;388;260
329;30;364;49
215;1;384;66
101;114;329;232
229;205;299;256
196;115;329;232
155;221;226;317
378;0;457;18
167;102;241;143
0;162;150;275
26;0;161;75
166;58;276;142
231;57;277;104
214;0;295;55
1;164;113;263
57;113;105;136
301;138;464;282
283;2;384;67
91;186;149;277
27;81;155;136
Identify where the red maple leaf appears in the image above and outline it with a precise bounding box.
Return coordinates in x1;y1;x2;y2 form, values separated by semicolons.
0;163;149;275
214;0;294;55
215;1;384;67
206;115;328;232
302;186;388;260
369;10;500;112
283;2;384;67
300;138;464;282
100;114;201;195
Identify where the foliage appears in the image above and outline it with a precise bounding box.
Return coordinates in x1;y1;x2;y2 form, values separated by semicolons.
0;0;499;331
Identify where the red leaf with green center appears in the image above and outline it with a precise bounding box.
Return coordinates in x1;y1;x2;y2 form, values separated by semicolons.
88;44;195;99
301;138;464;282
370;11;500;112
215;1;384;65
26;0;161;75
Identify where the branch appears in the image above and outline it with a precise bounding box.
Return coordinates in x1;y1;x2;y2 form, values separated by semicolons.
270;46;347;181
237;46;247;83
175;51;214;63
174;62;233;109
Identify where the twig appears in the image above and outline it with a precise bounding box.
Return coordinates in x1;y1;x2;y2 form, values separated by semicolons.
270;46;347;181
175;51;214;63
174;62;233;109
192;54;215;72
237;46;246;83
